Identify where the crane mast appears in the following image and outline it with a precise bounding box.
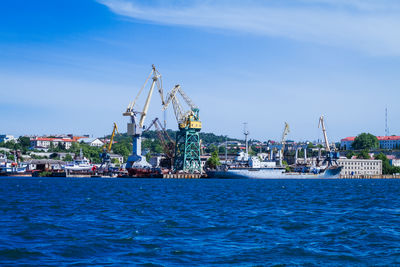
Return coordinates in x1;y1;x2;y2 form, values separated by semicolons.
280;122;290;157
161;84;202;173
104;122;119;153
123;65;162;169
318;115;339;167
318;116;330;152
100;122;120;170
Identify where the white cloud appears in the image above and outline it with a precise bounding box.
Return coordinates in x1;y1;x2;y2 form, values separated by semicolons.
98;0;400;56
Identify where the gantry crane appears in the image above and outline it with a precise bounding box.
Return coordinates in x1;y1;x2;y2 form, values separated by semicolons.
160;84;202;173
123;65;162;169
318;115;339;167
100;122;119;169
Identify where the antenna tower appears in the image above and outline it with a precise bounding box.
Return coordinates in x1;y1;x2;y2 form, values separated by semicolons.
385;107;389;136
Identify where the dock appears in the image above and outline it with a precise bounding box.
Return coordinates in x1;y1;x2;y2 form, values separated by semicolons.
163;173;205;179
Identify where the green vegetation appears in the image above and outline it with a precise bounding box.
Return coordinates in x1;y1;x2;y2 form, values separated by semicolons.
64;153;73;162
356;149;370;159
346;151;355;159
207;150;221;169
352;133;379;150
375;153;400;175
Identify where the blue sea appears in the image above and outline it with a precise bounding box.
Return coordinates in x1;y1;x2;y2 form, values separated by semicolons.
0;177;400;266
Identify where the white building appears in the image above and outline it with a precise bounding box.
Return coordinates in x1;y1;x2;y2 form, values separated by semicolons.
109;154;124;165
337;158;382;176
390;159;400;167
30;136;86;150
83;138;105;147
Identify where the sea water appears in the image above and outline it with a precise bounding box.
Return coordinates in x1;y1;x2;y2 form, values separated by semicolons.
0;177;399;265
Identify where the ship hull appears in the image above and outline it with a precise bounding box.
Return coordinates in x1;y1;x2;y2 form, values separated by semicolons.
207;167;342;179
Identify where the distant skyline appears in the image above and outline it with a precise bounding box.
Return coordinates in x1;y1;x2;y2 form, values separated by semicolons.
1;0;399;142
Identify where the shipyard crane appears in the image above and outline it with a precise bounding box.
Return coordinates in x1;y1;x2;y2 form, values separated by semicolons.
100;122;120;169
145;117;175;167
318;115;339;167
280;122;290;160
160;84;202;173
123;65;162;170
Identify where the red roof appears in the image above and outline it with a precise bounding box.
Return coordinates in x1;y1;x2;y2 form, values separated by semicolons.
376;136;400;141
341;136;400;142
341;137;355;142
33;137;76;142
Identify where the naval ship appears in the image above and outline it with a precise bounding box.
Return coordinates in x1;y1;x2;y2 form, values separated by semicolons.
206;151;342;179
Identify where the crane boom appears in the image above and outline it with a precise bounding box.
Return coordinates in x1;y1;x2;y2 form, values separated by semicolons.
319;115;331;152
162;85;181;110
106;122;119;152
281;122;290;154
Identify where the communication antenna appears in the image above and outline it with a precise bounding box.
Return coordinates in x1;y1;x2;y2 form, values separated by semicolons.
385;107;389;136
243;122;249;155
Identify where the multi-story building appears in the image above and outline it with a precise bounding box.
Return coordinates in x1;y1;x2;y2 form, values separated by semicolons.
341;136;400;150
337;158;382;175
30;136;86;150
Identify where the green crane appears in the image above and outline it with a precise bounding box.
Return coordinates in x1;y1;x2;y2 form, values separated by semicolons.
160;84;202;173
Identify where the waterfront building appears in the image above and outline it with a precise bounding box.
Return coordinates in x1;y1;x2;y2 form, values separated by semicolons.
390;159;400;167
109;154;124;165
30;136;87;150
341;136;400;150
337;158;382;175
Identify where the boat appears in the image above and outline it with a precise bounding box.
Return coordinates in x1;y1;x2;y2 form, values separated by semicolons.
206;152;342;179
63;149;93;171
207;165;342;179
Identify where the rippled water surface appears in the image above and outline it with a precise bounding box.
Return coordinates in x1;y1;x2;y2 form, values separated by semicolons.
1;177;400;266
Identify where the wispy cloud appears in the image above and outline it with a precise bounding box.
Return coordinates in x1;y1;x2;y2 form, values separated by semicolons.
98;0;400;56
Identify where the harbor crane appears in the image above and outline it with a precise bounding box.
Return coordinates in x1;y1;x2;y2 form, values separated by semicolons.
100;122;119;169
160;84;202;173
145;117;175;168
280;122;290;160
123;65;162;170
267;122;290;166
318;115;339;167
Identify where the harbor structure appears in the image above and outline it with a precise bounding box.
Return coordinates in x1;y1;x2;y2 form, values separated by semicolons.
337;158;382;176
161;84;202;173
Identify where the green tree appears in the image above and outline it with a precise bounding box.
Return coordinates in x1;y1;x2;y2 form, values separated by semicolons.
352;133;379;150
112;142;130;162
206;150;221;169
18;136;31;149
357;149;370;159
346;151;355;159
64;153;73;162
375;153;400;175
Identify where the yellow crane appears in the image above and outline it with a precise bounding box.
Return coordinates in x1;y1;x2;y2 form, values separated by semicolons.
100;122;120;169
103;122;120;153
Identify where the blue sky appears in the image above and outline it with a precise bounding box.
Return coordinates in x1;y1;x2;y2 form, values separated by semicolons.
1;0;399;142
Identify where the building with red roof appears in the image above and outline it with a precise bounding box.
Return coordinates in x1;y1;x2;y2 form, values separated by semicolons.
30;136;87;150
341;136;400;150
